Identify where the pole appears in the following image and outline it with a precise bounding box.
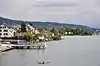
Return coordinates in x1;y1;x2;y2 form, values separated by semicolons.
0;37;1;44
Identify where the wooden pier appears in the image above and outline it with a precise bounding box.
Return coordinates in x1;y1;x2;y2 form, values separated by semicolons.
1;44;46;49
11;44;46;49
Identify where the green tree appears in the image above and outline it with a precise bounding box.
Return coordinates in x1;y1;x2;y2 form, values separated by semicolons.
51;33;61;40
21;22;26;32
24;32;34;42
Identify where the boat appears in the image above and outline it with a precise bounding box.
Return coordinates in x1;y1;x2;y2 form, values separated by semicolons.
2;42;11;44
37;61;50;64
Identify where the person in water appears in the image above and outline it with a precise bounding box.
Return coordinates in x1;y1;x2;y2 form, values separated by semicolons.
38;60;50;64
42;61;45;64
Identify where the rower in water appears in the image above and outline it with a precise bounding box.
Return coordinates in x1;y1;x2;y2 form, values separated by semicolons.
38;61;50;64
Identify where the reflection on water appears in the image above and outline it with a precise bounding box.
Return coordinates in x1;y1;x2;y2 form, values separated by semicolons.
37;43;49;62
0;36;100;66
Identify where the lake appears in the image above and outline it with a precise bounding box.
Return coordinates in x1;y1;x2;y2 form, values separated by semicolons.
0;36;100;66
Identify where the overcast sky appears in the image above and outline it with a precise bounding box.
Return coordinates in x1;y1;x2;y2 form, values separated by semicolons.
0;0;100;28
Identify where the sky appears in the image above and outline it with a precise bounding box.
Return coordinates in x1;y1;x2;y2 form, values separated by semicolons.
0;0;100;28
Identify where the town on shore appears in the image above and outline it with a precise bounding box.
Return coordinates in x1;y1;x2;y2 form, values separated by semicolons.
0;22;95;52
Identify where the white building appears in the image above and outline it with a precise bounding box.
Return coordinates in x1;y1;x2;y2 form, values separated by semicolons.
0;23;16;38
38;36;45;40
26;23;40;34
65;32;73;35
26;23;35;32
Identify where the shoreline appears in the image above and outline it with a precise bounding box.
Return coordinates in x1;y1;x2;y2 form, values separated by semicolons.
0;46;13;53
0;35;99;53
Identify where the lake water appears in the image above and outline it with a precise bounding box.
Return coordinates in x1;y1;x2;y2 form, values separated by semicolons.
0;36;100;66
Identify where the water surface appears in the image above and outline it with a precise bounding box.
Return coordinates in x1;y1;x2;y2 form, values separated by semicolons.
0;36;100;66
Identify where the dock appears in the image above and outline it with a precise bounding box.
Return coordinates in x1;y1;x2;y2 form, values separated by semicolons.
0;39;47;52
0;44;46;50
11;44;46;49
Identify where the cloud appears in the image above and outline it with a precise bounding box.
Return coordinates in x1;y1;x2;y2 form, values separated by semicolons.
32;1;79;7
0;0;100;28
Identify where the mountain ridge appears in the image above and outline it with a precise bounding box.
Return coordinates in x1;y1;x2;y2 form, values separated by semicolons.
0;17;99;32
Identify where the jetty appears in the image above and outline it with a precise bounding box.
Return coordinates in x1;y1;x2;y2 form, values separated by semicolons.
0;43;46;49
0;39;46;52
11;44;46;49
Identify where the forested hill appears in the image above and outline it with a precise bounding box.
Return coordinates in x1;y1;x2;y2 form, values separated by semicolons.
0;17;99;32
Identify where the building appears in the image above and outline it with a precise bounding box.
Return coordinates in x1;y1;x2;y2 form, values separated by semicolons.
26;23;40;34
65;32;73;35
26;23;35;32
15;32;25;39
38;36;45;41
0;23;16;38
11;24;21;32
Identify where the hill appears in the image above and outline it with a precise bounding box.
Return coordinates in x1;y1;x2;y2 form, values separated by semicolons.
0;17;99;32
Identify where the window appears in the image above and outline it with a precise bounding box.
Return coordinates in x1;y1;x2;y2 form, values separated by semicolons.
0;30;1;32
10;30;13;33
0;26;6;28
4;30;8;32
3;26;6;28
0;33;2;35
4;33;8;35
0;25;6;28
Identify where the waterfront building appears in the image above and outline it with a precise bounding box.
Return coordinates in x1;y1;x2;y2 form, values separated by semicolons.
38;36;45;41
0;23;16;38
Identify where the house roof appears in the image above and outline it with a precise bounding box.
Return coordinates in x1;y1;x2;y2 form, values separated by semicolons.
0;23;17;31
